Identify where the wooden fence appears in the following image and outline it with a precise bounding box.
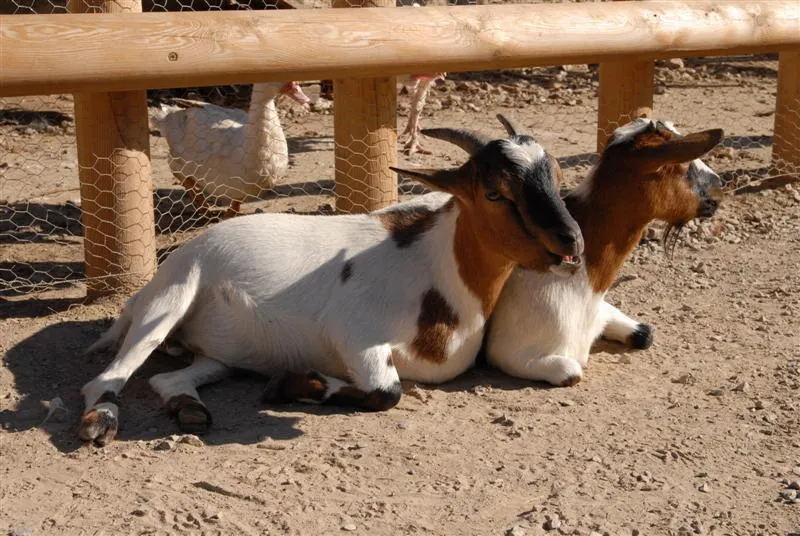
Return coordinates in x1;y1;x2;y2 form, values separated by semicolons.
1;0;798;297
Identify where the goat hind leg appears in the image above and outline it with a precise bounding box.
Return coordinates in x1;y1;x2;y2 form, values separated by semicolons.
149;355;230;435
600;301;653;349
79;279;197;445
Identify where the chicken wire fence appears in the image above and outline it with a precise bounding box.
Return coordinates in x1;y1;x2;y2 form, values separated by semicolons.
1;1;799;304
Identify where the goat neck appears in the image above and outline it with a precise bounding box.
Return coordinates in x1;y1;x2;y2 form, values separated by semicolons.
451;198;517;316
565;167;656;294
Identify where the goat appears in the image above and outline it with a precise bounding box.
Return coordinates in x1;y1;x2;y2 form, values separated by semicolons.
78;126;583;445
486;116;724;386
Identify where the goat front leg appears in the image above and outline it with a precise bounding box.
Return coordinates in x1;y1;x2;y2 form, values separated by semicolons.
490;350;583;387
600;301;653;349
149;355;230;435
263;343;402;412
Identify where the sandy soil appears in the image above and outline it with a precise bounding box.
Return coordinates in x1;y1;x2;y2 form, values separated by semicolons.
2;56;799;535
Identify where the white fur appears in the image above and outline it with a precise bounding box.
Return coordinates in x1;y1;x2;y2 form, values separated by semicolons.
486;267;638;386
81;206;490;435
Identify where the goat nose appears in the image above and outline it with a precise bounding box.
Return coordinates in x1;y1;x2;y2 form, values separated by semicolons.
557;231;583;255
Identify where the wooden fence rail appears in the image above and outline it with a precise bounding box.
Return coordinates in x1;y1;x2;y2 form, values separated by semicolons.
0;0;798;297
1;2;798;97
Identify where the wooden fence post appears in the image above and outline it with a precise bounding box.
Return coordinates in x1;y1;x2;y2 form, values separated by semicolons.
332;0;397;214
773;51;800;178
69;0;156;298
596;0;654;151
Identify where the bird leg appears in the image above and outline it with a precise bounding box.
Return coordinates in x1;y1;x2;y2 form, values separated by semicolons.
222;200;241;220
400;74;444;156
180;176;209;213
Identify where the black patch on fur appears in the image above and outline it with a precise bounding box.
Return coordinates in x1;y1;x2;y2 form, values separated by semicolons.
630;323;654;349
364;383;403;411
96;391;121;406
341;261;354;283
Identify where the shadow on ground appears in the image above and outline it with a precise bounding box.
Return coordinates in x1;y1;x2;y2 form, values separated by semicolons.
1;319;304;452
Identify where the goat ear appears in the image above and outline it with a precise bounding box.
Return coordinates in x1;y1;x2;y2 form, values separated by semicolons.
651;129;725;165
390;167;467;196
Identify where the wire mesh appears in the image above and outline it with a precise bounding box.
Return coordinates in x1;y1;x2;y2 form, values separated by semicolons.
1;1;799;305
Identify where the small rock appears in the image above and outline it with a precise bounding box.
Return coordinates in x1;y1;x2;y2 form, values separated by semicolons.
342;523;357;531
179;434;204;447
311;98;333;112
131;508;146;517
153;440;173;451
492;415;515;426
543;515;562;531
754;399;767;410
507;525;527;536
9;528;31;536
788;480;800;490
41;397;68;424
558;399;575;407
732;381;750;393
666;58;684;69
707;389;725;397
698;482;711;493
257;439;287;451
397;420;412;430
671;374;695;385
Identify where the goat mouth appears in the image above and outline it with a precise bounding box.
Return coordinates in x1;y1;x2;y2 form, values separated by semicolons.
548;252;582;272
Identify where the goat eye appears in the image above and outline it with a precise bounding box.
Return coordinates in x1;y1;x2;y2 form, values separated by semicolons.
485;191;503;202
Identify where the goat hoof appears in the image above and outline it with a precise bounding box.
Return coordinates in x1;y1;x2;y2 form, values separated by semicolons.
559;375;582;387
78;407;118;446
168;395;212;435
629;323;654;349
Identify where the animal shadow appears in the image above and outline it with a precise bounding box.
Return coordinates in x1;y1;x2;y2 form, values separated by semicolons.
1;319;303;452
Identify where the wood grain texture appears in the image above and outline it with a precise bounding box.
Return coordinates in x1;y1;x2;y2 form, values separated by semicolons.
332;0;397;214
772;51;800;176
2;1;799;97
69;0;156;297
597;60;655;151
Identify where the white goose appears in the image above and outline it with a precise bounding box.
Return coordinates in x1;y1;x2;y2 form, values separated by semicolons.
151;82;310;217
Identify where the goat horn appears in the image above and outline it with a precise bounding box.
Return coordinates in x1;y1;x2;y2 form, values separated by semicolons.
496;113;520;137
420;128;492;156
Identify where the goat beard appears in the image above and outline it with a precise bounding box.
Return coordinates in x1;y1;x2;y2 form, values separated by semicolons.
662;222;685;259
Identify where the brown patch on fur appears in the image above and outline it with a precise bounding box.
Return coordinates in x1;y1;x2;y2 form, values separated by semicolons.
377;205;439;248
272;371;327;402
411;289;460;363
78;409;118;445
566;140;698;294
340;261;353;283
167;394;212;433
452;210;517;315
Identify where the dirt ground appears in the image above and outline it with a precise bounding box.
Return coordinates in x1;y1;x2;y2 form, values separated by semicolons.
2;56;799;535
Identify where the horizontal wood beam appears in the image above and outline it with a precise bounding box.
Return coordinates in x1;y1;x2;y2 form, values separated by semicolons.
1;1;799;97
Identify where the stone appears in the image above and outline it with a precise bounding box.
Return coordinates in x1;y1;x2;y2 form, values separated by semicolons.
179;434;204;447
153;440;173;451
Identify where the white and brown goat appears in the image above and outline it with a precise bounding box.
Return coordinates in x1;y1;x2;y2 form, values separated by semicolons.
79;127;583;445
486;116;724;386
